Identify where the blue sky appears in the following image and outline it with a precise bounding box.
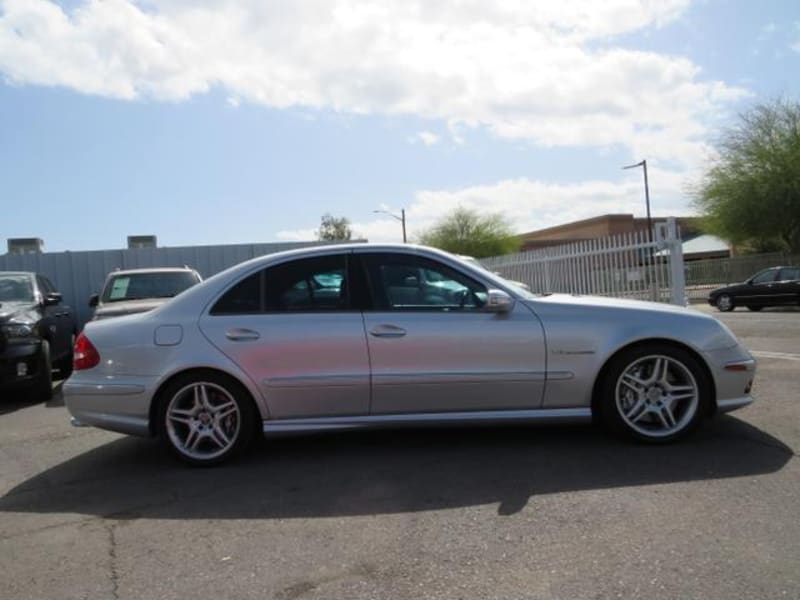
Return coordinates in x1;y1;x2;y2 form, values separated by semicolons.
1;0;799;252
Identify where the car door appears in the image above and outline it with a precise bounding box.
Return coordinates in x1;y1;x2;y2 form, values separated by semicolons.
41;276;74;356
358;251;547;415
198;253;371;419
35;275;67;359
776;267;800;305
738;268;778;306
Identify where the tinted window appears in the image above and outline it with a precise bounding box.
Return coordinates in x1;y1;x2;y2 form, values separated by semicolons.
210;255;351;315
751;270;777;284
211;271;262;315
264;255;349;312
778;267;800;281
363;253;487;311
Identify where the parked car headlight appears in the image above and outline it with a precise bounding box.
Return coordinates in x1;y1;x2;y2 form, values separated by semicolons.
1;323;35;339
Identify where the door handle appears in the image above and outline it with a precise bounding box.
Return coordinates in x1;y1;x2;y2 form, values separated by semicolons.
369;324;406;338
225;328;261;341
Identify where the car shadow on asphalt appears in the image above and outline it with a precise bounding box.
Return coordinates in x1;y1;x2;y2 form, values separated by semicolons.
0;416;792;519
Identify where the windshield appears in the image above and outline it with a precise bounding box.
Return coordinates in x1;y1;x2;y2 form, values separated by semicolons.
0;274;34;303
102;271;200;303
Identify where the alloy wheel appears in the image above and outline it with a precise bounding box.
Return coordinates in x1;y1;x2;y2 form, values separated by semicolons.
165;382;242;461
615;355;699;438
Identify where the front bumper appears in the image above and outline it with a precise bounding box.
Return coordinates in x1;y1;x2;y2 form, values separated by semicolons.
0;341;43;390
702;345;757;414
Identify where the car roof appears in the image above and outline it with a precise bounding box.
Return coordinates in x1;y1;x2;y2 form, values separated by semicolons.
0;271;35;277
106;267;199;276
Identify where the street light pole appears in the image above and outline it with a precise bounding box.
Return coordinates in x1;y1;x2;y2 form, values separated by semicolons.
373;208;407;243
622;159;652;243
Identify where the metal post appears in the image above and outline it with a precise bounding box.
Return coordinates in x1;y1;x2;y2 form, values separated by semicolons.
642;159;652;244
401;209;407;243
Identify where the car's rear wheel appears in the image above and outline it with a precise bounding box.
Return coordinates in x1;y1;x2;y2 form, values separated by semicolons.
716;294;734;312
157;372;256;466
746;305;763;312
599;344;711;443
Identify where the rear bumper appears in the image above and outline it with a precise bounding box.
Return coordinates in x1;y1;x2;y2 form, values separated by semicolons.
63;376;155;437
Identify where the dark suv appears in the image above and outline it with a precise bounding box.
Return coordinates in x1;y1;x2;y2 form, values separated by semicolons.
0;272;77;400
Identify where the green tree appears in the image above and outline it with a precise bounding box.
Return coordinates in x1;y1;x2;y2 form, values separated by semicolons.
418;207;520;258
317;213;352;241
693;99;800;253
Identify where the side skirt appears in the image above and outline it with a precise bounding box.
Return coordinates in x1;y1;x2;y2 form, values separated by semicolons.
262;407;592;436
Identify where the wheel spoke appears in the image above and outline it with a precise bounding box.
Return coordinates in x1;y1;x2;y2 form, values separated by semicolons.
209;425;231;449
184;426;201;451
621;373;646;393
214;401;238;420
198;385;212;410
168;412;193;426
654;358;670;386
627;399;649;423
660;404;677;428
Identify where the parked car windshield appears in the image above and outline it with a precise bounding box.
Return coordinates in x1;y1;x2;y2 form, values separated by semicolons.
0;274;34;303
102;271;200;303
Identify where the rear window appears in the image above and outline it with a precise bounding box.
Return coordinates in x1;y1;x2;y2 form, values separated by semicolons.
102;271;200;302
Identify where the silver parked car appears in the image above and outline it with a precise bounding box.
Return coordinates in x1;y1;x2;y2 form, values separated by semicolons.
64;244;756;466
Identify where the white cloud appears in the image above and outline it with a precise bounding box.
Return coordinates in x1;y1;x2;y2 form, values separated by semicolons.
416;131;440;146
0;0;746;166
277;168;693;243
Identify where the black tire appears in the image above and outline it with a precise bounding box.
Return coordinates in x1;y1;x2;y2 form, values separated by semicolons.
156;371;256;467
746;306;763;312
716;294;734;312
598;343;711;443
33;340;53;402
54;334;76;380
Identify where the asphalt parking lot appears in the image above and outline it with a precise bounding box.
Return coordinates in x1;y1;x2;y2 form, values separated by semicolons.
1;306;798;600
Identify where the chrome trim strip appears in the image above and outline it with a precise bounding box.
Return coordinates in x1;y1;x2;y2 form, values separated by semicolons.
265;374;369;388
372;371;547;385
546;371;575;381
724;359;757;370
263;407;592;435
716;396;754;413
63;382;146;396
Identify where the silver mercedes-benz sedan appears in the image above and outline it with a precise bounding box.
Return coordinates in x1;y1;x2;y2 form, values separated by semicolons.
64;244;756;466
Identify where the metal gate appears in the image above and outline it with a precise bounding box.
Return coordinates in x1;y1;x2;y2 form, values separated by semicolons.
482;217;686;305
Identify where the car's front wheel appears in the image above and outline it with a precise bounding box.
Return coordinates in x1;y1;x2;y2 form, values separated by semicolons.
716;294;734;312
157;372;256;466
599;344;711;443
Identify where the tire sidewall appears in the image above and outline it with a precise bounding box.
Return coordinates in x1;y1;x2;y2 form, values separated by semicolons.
716;294;734;312
156;371;256;466
34;339;53;401
599;344;711;443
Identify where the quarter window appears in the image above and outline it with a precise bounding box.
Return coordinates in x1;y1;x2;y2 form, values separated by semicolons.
778;267;800;281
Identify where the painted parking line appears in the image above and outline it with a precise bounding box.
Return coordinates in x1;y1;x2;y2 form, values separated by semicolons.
750;350;800;362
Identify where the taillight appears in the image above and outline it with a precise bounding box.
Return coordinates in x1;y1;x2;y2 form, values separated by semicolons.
73;333;100;370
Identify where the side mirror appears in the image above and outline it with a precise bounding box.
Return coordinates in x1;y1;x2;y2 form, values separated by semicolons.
88;293;99;308
43;292;62;306
485;289;514;313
